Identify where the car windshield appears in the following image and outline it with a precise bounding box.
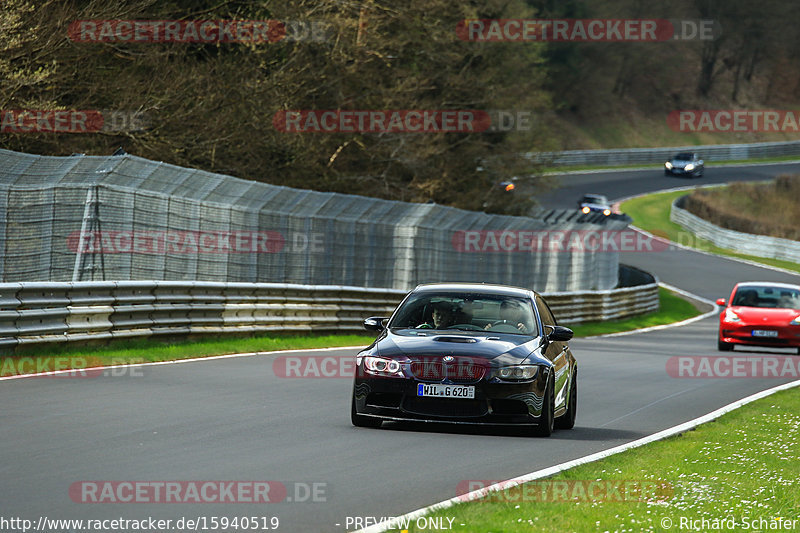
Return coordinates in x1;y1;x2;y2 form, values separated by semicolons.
389;292;538;336
674;153;694;160
581;195;607;204
732;286;800;309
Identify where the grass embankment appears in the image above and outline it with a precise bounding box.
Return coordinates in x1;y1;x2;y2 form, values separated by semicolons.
621;189;800;275
685;175;800;240
0;287;703;377
387;387;800;532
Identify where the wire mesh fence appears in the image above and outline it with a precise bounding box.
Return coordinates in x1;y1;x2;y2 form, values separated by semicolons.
0;149;630;291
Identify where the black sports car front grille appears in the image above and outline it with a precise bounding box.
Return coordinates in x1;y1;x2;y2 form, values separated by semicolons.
408;360;486;383
402;397;488;418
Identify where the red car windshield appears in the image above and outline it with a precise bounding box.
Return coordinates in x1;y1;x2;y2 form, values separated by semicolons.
732;286;800;309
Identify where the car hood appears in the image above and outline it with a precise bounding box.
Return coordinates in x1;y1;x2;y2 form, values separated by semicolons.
374;329;546;366
730;306;800;323
670;159;691;168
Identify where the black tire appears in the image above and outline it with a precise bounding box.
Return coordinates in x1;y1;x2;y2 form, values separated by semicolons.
351;395;382;428
554;372;577;430
664;170;671;176
796;346;800;356
530;379;554;437
718;339;733;351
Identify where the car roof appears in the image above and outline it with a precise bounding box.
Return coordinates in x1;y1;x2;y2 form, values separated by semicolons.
412;282;536;298
580;194;608;203
735;281;800;290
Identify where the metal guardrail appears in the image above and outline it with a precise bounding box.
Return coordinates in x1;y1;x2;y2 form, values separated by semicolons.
670;196;800;264
529;140;800;167
0;274;658;348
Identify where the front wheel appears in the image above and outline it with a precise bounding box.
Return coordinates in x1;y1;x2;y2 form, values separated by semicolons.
530;379;554;437
351;395;382;428
718;339;733;351
554;372;577;430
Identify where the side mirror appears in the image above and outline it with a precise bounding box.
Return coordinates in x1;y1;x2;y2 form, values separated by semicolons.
546;325;573;342
363;317;388;331
716;298;726;306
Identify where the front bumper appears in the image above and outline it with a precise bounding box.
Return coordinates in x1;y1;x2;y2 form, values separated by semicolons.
666;166;698;175
720;323;800;347
352;373;550;426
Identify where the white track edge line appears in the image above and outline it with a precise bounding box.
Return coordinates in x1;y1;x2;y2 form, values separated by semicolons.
353;378;800;533
0;345;367;381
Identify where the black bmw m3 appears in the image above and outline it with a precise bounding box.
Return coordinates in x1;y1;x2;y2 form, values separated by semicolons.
351;283;577;437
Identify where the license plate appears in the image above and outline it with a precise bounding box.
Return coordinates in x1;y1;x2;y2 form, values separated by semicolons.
752;330;779;337
417;383;475;399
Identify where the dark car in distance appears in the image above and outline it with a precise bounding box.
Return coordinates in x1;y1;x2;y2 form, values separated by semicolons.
665;152;704;177
351;283;578;437
578;194;612;216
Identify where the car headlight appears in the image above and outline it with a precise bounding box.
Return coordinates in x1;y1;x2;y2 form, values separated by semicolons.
581;206;590;214
790;315;800;326
491;365;539;381
363;356;404;377
685;164;695;171
724;308;741;322
665;162;673;169
603;208;611;216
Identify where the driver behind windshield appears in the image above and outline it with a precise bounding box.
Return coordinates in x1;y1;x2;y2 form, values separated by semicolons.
485;300;531;333
417;303;454;329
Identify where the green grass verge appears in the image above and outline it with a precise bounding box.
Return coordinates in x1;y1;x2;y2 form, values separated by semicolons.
568;287;703;338
0;287;699;376
386;386;800;532
0;334;374;377
621;189;800;275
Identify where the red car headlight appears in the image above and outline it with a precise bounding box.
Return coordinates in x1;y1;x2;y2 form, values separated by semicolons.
723;309;741;322
790;315;800;326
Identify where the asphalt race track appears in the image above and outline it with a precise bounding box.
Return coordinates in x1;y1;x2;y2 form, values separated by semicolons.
2;163;800;532
540;161;800;209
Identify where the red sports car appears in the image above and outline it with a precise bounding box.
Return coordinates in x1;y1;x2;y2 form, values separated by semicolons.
717;282;800;354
